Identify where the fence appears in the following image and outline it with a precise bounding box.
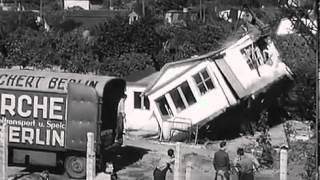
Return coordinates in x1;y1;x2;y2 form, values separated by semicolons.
175;142;289;180
0;123;8;180
164;117;199;144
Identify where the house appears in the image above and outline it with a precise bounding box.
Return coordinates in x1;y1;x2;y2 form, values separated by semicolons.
0;0;24;11
165;8;198;25
276;18;295;35
143;30;293;140
124;68;160;132
64;0;105;10
64;0;90;10
276;16;316;36
128;10;140;24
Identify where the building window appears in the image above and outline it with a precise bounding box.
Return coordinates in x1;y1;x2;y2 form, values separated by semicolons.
241;44;267;70
134;92;142;109
169;81;196;112
193;69;215;95
134;92;150;110
155;96;172;116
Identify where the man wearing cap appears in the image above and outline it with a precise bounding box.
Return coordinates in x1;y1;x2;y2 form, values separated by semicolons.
213;141;231;180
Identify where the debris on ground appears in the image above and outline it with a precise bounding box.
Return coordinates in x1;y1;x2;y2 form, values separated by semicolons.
284;120;314;142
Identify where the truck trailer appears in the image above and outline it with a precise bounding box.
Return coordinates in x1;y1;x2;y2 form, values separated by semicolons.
0;69;126;178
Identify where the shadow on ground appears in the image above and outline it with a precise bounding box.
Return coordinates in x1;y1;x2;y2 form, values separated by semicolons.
103;145;150;172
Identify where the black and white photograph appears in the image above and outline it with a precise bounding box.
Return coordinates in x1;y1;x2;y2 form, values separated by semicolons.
0;0;318;180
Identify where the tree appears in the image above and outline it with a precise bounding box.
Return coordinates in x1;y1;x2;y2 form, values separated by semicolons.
93;14;164;70
99;52;153;77
56;28;100;73
4;27;59;69
155;0;188;12
274;34;316;122
155;20;232;66
279;0;317;52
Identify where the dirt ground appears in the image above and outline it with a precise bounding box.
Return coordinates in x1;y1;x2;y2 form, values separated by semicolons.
6;123;310;180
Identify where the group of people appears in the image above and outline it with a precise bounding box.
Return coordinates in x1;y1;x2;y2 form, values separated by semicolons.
213;141;260;180
152;141;261;180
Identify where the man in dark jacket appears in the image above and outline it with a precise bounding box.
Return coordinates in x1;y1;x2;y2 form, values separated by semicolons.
213;141;230;180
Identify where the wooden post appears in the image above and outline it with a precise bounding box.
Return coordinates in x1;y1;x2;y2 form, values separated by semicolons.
280;147;288;180
87;132;96;180
185;161;192;180
0;124;8;180
194;125;199;145
174;142;182;180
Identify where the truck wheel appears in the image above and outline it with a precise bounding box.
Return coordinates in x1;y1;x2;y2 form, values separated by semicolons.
64;156;86;179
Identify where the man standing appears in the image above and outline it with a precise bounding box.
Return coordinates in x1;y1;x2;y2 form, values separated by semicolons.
213;141;230;180
115;94;127;144
234;148;260;180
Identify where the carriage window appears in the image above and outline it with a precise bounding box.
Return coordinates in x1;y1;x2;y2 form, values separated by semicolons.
155;96;172;116
134;91;150;110
193;69;215;95
134;92;142;109
169;81;196;112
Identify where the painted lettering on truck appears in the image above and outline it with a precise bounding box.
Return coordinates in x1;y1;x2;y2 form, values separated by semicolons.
0;74;98;90
0;90;66;148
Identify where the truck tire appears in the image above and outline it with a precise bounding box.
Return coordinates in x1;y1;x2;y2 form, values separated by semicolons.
64;156;86;179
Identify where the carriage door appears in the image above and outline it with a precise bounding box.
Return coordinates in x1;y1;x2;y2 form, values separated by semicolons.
65;83;99;151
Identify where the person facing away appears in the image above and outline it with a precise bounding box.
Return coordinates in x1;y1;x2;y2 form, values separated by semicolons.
234;148;260;180
115;94;127;143
213;141;230;180
153;148;175;180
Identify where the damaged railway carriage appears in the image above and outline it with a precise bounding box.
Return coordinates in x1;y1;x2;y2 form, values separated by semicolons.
0;69;126;178
144;32;293;140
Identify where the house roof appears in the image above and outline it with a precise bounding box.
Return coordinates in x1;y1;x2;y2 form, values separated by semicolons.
128;11;139;17
143;49;225;95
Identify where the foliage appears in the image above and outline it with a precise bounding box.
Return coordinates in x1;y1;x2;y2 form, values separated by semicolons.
55;28;99;73
274;34;316;122
288;140;316;180
41;0;65;31
278;0;317;52
0;11;39;38
93;14;164;71
5;27;58;69
99;52;153;77
156;20;232;65
154;0;188;12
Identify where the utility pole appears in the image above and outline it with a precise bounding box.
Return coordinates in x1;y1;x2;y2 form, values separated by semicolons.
109;0;113;10
40;0;43;21
200;0;202;20
142;0;145;16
